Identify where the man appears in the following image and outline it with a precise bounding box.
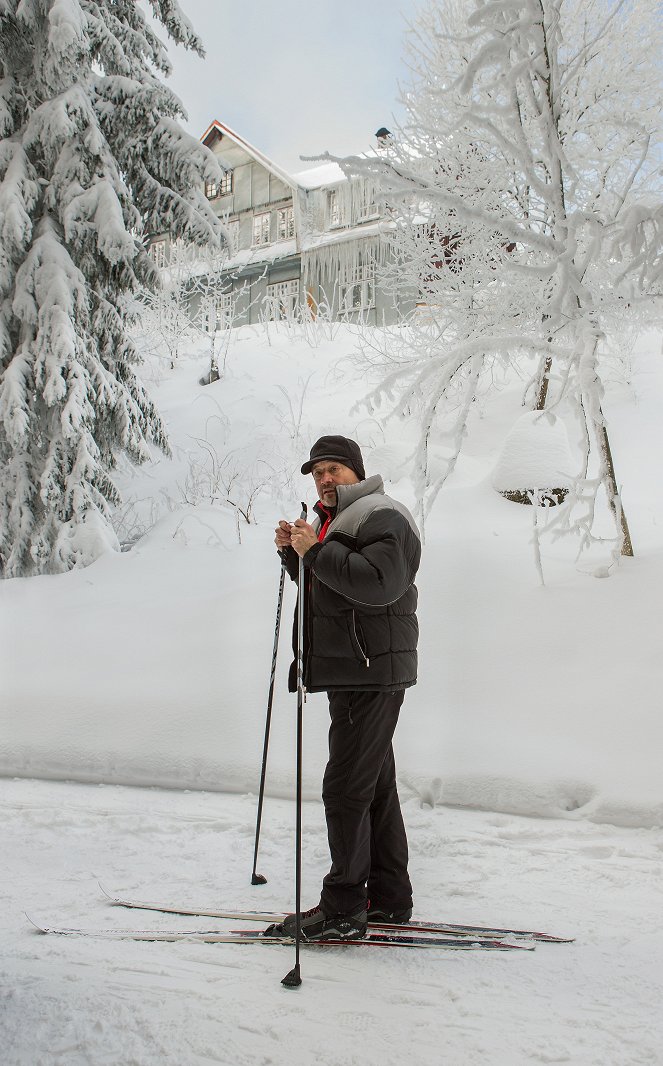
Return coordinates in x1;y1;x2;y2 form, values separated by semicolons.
271;435;421;940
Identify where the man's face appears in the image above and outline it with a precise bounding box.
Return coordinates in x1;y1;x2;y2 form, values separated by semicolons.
311;460;359;507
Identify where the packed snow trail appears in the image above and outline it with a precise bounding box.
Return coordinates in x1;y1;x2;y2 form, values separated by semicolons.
3;777;662;1066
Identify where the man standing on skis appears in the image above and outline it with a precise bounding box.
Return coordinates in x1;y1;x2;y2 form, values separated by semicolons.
272;435;421;941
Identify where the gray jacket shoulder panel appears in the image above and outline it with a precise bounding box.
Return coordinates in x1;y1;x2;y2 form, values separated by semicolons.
329;492;420;542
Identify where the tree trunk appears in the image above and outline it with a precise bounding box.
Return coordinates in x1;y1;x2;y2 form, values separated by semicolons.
597;415;634;557
534;353;552;410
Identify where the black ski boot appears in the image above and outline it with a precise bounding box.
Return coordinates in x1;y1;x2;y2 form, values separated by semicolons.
367;902;413;924
264;904;367;941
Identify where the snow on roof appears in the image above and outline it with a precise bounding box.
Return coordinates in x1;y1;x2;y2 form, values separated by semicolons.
291;162;348;189
301;219;386;253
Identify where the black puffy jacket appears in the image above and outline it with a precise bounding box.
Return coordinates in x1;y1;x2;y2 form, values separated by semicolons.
281;475;421;694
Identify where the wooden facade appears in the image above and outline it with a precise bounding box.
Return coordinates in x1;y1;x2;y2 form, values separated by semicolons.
148;120;410;328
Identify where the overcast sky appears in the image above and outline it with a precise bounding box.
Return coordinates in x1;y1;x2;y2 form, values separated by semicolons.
151;0;415;175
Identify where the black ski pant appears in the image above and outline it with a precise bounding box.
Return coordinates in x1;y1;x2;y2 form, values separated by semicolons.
320;689;412;916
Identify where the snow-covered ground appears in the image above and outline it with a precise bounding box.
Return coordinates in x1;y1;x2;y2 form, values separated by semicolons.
2;322;663;1063
4;776;663;1066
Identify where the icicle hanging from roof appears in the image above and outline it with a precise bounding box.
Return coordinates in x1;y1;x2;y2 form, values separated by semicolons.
299;172;390;290
301;235;389;288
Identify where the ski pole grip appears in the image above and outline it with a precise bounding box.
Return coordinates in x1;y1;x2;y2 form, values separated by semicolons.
300;502;307;521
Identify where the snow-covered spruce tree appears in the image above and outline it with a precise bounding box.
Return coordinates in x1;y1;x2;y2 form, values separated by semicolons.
346;0;663;558
0;0;225;576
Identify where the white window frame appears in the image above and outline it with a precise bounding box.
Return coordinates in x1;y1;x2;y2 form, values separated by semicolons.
252;211;271;247
277;206;295;241
266;279;299;320
355;198;380;223
218;169;233;196
149;239;166;268
328;189;341;228
340;263;376;313
205;171;233;200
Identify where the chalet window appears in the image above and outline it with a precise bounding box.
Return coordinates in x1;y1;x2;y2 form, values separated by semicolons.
149;239;166;268
328;190;340;227
266;279;299;320
219;169;233;196
340;263;375;313
277;206;295;241
252;211;271;246
355;188;379;223
205;170;233;200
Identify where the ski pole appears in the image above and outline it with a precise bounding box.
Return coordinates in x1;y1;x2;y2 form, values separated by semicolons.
282;502;307;989
250;559;287;886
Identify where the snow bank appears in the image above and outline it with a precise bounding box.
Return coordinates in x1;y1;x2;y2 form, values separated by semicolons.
1;325;662;829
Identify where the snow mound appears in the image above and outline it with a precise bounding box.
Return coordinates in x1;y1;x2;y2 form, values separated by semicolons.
491;411;575;495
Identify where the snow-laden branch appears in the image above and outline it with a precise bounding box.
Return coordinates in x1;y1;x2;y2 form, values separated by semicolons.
340;0;661;562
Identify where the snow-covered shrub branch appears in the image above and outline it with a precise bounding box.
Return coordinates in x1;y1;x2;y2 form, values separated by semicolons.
0;0;226;576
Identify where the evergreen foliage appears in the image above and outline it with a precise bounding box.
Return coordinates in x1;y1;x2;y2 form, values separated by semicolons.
0;0;224;575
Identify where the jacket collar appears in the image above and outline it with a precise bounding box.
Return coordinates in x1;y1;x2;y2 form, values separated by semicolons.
313;475;384;524
335;474;384;514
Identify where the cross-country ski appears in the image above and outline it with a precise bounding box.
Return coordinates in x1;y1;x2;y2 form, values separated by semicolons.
27;917;535;951
99;886;574;943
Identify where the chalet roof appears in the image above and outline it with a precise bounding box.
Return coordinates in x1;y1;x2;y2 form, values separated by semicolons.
200;120;351;192
200;119;297;190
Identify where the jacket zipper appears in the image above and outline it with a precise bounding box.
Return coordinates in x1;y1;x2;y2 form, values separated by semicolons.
351;610;370;668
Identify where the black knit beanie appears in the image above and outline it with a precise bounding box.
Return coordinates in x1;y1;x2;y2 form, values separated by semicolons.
300;435;366;480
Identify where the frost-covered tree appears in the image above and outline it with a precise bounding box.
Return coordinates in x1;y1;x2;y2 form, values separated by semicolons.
138;238;200;370
0;0;225;576
347;0;663;559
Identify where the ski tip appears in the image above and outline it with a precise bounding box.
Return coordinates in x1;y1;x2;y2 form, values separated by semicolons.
251;873;268;886
281;964;302;988
98;882;115;902
25;914;48;934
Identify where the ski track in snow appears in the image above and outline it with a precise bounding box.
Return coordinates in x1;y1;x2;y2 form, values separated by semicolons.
2;777;662;1066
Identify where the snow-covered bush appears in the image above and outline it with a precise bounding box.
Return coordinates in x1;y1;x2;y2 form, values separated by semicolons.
0;0;225;576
